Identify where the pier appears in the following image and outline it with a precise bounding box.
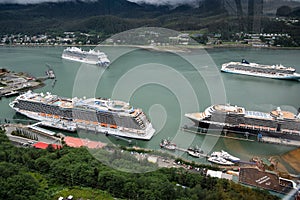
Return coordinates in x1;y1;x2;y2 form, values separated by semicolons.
181;127;255;142
106;133;132;144
28;122;56;136
261;136;300;147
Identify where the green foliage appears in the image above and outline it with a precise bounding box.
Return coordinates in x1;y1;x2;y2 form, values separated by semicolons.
52;187;113;200
11;128;38;141
0;129;280;200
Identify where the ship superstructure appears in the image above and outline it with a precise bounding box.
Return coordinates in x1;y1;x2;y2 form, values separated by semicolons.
221;59;300;80
185;104;300;140
10;91;155;140
62;47;110;67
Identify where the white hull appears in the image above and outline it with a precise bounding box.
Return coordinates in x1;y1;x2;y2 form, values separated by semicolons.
62;55;99;65
208;156;234;166
221;68;300;80
211;151;240;162
187;151;204;158
10;107;155;140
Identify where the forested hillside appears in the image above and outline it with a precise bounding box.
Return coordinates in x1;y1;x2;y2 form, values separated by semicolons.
0;128;279;200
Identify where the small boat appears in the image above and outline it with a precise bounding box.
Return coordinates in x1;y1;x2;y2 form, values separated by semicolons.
187;146;204;158
220;150;240;162
211;150;240;162
208;156;234;166
160;139;176;150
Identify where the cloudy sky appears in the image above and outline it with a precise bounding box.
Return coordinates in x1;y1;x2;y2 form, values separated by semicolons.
128;0;200;7
0;0;97;4
0;0;299;5
0;0;201;6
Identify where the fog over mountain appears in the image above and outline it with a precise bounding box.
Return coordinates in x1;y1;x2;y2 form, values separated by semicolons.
0;0;97;4
127;0;201;7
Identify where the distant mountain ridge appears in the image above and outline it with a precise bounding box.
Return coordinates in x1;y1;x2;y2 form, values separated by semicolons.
0;0;299;35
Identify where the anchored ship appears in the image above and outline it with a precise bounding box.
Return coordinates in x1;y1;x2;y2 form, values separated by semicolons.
9;91;155;140
185;105;300;141
62;47;110;67
221;59;300;80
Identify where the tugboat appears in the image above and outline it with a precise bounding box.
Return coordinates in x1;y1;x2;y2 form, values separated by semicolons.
187;146;204;158
208;155;234;166
160;138;176;150
211;150;240;162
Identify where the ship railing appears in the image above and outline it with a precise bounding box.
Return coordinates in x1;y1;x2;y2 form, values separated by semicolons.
70;117;149;135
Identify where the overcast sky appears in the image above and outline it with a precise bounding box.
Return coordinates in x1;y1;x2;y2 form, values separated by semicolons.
128;0;200;7
0;0;299;5
0;0;201;5
0;0;97;4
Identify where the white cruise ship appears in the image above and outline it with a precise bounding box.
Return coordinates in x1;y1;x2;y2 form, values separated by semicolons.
62;47;110;67
185;104;300;141
221;59;300;80
9;91;155;140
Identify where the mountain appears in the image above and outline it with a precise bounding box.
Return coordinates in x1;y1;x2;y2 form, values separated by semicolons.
0;0;227;34
0;0;299;35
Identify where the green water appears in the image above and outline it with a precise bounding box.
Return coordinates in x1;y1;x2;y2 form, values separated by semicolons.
0;46;299;169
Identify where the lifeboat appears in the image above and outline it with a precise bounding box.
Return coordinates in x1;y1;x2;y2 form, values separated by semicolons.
101;123;107;127
110;124;117;129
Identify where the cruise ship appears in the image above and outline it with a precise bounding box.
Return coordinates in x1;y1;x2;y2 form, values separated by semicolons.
221;59;300;80
62;47;110;67
9;91;155;140
185;104;300;141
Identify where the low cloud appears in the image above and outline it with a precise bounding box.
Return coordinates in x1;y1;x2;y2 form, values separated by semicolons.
0;0;201;6
127;0;201;7
0;0;97;4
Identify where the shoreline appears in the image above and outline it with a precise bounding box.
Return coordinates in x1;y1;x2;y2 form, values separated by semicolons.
1;43;300;51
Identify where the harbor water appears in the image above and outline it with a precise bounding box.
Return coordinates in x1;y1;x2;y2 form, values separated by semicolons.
0;46;299;172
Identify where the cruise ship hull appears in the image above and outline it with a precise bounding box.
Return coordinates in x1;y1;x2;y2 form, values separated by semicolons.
185;105;300;142
11;106;155;140
62;55;99;65
9;91;155;140
61;47;110;67
187;118;300;141
221;68;300;80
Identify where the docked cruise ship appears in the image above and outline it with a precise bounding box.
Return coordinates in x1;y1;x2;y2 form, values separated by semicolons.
62;47;110;67
221;59;300;80
185;105;300;140
10;91;155;140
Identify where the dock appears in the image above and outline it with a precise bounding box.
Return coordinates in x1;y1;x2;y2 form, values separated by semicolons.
107;134;132;144
28;122;56;136
181;127;255;142
261;136;300;147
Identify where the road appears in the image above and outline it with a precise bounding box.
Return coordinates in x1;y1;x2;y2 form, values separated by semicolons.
4;124;61;146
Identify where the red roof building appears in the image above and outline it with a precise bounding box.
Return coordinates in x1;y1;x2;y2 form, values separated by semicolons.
64;136;106;149
33;142;62;150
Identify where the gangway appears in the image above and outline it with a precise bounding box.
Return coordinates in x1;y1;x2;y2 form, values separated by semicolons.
28;122;56;136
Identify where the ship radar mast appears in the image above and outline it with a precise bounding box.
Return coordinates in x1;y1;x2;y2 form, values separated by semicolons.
297;107;300;119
